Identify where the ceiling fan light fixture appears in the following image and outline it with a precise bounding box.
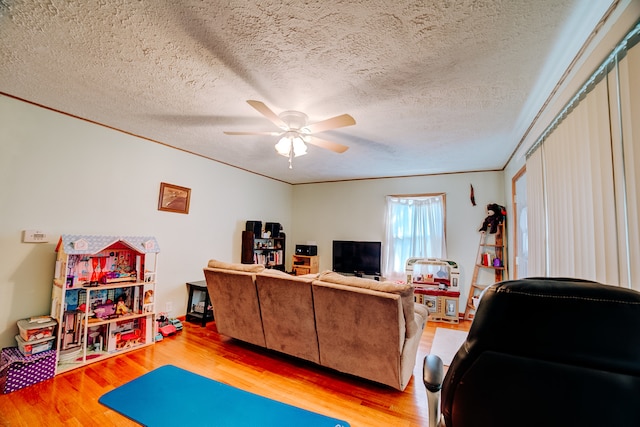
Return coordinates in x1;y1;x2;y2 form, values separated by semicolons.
275;136;292;157
292;136;307;156
225;100;352;168
275;132;307;157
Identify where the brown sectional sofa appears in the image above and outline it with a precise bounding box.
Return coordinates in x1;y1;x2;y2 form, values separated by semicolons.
203;259;429;391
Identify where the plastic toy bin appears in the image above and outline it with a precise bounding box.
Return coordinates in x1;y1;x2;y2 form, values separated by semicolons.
0;347;56;394
15;334;55;356
17;318;57;342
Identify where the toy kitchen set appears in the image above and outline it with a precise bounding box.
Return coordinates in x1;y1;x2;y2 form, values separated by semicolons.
406;257;461;323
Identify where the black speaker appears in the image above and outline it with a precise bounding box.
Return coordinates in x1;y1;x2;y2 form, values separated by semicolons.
246;220;262;236
264;222;281;238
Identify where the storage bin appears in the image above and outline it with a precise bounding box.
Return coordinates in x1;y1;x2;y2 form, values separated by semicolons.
17;318;57;342
15;335;55;356
0;347;56;394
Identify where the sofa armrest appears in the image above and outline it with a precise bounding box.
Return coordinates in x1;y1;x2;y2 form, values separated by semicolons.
414;303;429;328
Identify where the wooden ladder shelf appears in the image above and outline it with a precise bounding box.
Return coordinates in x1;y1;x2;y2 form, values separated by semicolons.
464;222;507;320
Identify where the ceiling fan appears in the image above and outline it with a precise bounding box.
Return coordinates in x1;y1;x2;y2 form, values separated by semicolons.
224;100;355;168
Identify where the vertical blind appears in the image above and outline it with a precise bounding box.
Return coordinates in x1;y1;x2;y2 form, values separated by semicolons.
526;148;546;277
526;22;640;289
611;33;640;287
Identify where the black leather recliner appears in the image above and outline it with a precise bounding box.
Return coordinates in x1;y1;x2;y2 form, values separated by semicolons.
423;277;640;427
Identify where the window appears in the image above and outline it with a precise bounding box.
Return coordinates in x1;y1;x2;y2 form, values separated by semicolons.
383;193;447;280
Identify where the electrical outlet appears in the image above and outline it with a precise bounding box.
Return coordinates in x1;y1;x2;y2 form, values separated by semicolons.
165;301;173;313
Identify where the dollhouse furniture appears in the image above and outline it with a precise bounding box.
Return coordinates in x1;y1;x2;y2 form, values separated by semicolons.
423;278;640;427
204;260;429;391
115;329;142;349
50;235;159;374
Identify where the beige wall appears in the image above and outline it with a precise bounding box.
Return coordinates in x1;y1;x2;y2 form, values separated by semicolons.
0;95;293;348
292;171;505;305
0;94;503;348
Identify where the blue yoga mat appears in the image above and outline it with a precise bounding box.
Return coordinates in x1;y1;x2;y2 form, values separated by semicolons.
99;365;350;427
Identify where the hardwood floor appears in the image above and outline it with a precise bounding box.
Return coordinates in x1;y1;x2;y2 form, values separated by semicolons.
0;319;471;427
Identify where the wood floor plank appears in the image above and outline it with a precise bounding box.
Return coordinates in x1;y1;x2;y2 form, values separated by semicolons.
0;319;471;426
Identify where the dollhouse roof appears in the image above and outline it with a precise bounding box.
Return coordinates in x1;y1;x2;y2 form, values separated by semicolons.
56;235;160;255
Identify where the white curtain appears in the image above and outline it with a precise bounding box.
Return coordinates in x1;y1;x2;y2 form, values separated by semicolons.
525;30;639;288
383;194;446;280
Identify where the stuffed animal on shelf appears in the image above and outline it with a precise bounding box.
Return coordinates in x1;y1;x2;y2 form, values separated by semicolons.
479;203;506;234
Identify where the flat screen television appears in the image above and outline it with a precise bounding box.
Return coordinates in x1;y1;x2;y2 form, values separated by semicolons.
332;240;382;276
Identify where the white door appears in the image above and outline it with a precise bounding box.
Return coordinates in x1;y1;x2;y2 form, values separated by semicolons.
513;167;528;278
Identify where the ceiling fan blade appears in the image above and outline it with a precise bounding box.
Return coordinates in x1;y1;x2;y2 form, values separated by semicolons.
305;114;355;133
246;100;287;129
307;136;349;153
224;131;283;136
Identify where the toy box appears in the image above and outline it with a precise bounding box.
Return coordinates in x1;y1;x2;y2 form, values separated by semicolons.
0;347;56;394
17;318;57;342
15;334;55;356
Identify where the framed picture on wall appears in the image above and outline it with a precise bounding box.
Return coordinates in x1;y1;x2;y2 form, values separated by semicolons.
158;182;191;214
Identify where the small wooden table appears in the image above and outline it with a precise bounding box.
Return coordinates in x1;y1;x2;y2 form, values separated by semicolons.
185;280;214;326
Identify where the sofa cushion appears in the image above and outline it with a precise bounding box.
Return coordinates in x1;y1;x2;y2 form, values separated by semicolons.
257;268;294;278
202;268;266;347
312;281;404;389
316;271;418;337
207;259;265;273
255;272;319;363
258;268;320;280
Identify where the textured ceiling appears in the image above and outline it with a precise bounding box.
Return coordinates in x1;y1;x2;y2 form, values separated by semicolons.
0;1;615;184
